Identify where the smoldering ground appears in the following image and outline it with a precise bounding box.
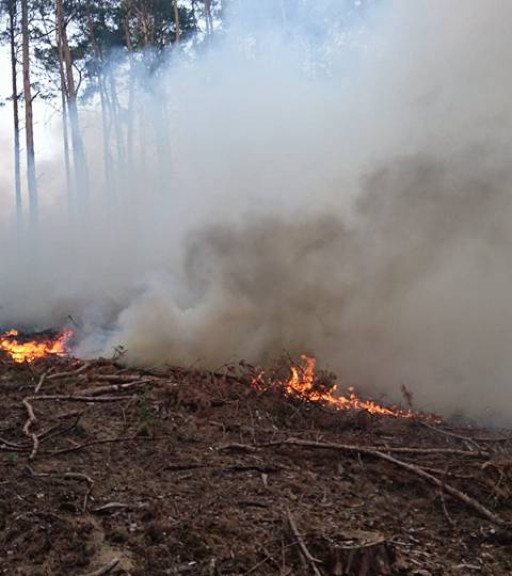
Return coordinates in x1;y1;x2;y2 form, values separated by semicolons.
2;1;512;422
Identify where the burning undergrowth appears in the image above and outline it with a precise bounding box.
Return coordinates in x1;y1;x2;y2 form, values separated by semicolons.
0;327;436;421
1;347;512;575
249;353;438;421
0;328;73;363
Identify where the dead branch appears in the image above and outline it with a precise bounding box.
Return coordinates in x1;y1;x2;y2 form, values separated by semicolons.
47;362;91;381
419;421;482;451
256;439;508;527
38;412;82;444
0;437;30;449
23;394;135;403
218;443;258;453
27;466;94;512
34;369;49;393
286;507;323;576
49;436;145;456
92;373;153;383
22;397;39;459
262;438;488;458
80;378;157;396
81;557;120;576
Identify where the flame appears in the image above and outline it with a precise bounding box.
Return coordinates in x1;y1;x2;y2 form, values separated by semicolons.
0;329;73;363
255;355;429;419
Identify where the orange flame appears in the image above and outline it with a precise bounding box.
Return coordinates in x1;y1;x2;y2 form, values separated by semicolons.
0;329;73;363
256;354;430;419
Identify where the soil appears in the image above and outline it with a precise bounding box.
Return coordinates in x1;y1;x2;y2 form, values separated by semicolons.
1;352;512;575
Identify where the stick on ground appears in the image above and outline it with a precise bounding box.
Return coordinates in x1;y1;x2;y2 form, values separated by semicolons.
286;507;323;576
81;557;120;576
252;439;508;527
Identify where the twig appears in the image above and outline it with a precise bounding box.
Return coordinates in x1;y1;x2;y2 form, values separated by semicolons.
49;436;145;456
34;370;49;394
38;412;82;445
439;489;456;528
419;421;482;451
421;421;512;443
258;439;507;527
81;557;120;576
22;394;135;403
286;507;323;576
261;438;488;458
47;362;91;381
0;437;30;449
80;378;156;397
218;443;258;453
27;466;94;512
22;398;39;460
92;373;153;383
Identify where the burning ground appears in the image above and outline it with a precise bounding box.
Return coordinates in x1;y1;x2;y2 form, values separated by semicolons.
1;341;512;575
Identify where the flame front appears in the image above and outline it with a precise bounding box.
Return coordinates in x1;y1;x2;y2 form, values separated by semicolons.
256;354;426;419
0;329;73;363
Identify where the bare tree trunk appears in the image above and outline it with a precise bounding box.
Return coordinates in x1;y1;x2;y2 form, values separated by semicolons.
56;0;89;200
204;0;213;36
86;4;115;195
8;0;22;227
173;0;180;44
21;0;38;224
55;10;73;210
191;0;198;31
106;65;126;179
124;15;135;171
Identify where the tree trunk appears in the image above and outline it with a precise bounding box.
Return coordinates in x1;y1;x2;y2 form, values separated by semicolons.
21;0;38;224
56;9;73;210
124;14;135;171
8;0;22;227
106;65;126;179
56;0;89;201
173;0;180;44
204;0;213;36
86;4;115;196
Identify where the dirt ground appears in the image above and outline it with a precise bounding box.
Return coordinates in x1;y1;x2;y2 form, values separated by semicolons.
1;352;512;575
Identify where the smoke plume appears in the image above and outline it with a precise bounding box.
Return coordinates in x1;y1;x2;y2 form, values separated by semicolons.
2;0;512;422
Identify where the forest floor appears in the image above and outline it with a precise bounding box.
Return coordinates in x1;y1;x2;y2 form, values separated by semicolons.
1;352;512;576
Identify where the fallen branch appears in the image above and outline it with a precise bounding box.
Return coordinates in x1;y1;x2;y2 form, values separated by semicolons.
286;507;323;576
92;373;152;383
47;362;91;381
80;378;156;397
34;369;49;394
0;437;30;450
49;436;143;456
27;466;94;512
254;439;507;527
38;413;82;445
81;557;120;576
22;398;39;460
419;421;482;451
262;438;488;458
23;394;134;403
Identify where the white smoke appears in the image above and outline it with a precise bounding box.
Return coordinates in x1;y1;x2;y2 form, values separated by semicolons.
1;0;512;422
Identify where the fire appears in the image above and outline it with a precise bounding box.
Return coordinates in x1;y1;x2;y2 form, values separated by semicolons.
0;329;73;363
255;354;426;419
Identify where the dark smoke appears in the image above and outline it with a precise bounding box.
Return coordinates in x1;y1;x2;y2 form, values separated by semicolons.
2;1;512;421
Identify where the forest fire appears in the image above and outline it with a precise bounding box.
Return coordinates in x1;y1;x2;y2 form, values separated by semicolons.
0;329;73;363
254;355;429;419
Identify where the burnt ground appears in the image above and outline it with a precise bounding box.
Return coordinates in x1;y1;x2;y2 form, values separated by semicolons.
1;353;512;576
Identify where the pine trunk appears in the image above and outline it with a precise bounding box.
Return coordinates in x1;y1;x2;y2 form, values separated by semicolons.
56;13;73;209
173;0;180;44
21;0;37;224
56;0;89;200
8;0;22;226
